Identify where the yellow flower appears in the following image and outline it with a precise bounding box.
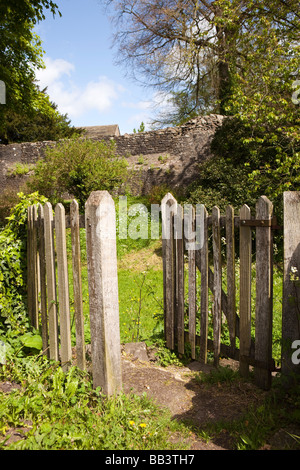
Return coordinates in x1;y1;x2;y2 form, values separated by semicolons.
139;423;147;428
129;420;135;426
0;425;8;436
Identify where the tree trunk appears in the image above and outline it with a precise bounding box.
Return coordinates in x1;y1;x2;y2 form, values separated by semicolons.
216;24;232;115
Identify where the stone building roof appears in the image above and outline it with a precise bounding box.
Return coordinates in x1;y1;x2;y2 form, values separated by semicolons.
77;125;120;139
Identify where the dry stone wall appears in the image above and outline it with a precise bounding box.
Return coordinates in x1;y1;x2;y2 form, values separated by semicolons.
0;114;225;195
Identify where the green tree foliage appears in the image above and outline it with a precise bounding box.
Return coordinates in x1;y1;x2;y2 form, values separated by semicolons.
0;1;78;142
133;122;146;133
2;95;80;143
222;0;300;204
28;137;129;208
127;0;300;225
0;1;59;116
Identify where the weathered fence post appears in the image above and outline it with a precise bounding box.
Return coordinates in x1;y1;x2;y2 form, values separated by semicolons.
55;203;72;372
37;204;48;356
27;205;39;329
255;196;273;390
199;205;208;363
226;205;236;357
27;205;33;326
212;206;222;366
85;191;122;395
239;204;252;377
186;205;196;360
70;199;86;371
161;193;177;350
175;204;185;356
44;202;59;361
282;192;300;379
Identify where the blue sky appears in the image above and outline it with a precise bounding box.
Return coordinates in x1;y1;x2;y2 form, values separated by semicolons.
34;0;160;134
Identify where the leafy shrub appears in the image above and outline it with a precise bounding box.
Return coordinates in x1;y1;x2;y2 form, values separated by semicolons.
185;117;291;259
0;356;186;451
186;116;299;215
0;186;25;227
147;184;174;205
0;192;48;343
28;137;129;209
185;118;261;213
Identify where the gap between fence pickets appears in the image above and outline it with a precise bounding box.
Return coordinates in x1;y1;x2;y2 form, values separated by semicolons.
161;193;278;390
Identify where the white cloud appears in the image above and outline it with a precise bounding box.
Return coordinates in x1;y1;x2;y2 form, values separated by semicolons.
121;99;154;130
37;57;75;86
121;99;152;110
123;91;177;130
35;57;125;118
35;56;165;132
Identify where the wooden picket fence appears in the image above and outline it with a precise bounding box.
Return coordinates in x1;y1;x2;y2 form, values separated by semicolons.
27;190;300;393
27;191;122;396
161;193;281;390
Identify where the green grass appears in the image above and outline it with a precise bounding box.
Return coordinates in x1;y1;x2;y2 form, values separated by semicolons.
66;229;164;347
118;268;163;343
0;356;190;450
193;367;300;450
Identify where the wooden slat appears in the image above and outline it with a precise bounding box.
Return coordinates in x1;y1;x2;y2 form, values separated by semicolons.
55;203;72;372
166;211;176;350
27;206;33;325
38;204;49;357
44;202;59;362
254;196;273;390
27;205;39;329
161;194;177;350
70;199;86;371
187;206;196;360
199;205;208;363
239;204;252;377
85;191;122;395
183;332;277;371
282;192;300;377
226;205;236;357
32;205;39;329
212;206;222;366
175;204;185;356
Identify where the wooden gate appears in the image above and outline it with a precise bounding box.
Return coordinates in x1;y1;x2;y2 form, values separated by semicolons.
161;193;280;390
